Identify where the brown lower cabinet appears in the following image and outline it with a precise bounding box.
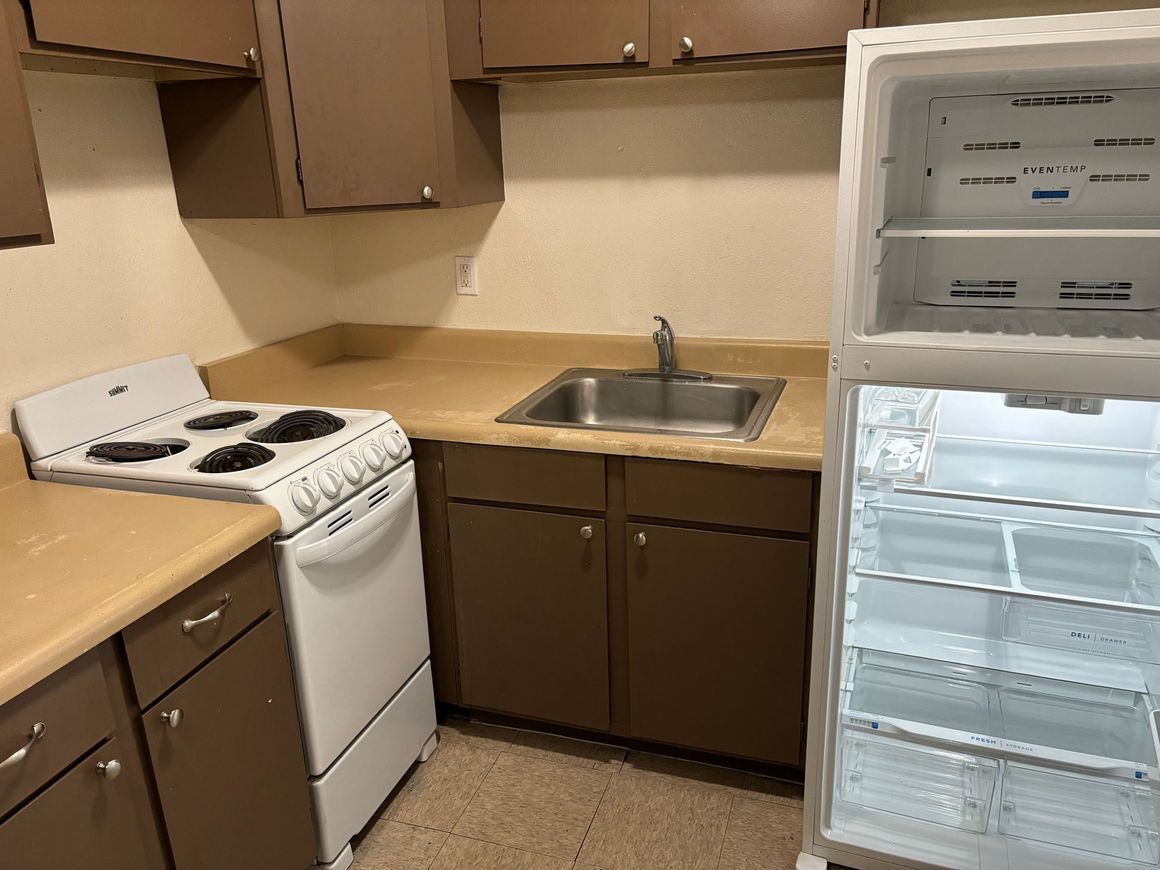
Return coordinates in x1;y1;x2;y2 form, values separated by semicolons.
422;442;815;767
0;736;161;869
0;542;314;870
450;503;610;731
144;615;314;870
626;523;809;764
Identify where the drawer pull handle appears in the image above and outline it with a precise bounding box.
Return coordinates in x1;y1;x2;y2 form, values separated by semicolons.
0;722;46;771
182;593;233;633
161;709;184;729
96;759;122;781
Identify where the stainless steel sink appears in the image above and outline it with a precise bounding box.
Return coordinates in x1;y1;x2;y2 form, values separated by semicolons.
497;368;786;442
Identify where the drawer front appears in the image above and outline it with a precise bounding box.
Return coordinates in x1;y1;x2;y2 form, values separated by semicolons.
0;736;161;869
444;443;605;511
625;458;813;533
671;0;863;60
0;650;113;819
122;543;278;708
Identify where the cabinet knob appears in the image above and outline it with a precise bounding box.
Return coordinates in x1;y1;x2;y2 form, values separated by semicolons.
678;36;694;53
161;708;184;729
96;759;122;781
244;46;260;62
622;41;636;58
421;185;434;201
580;524;594;540
634;532;647;547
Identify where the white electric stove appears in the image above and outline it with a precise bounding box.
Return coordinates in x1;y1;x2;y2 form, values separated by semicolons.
15;355;437;870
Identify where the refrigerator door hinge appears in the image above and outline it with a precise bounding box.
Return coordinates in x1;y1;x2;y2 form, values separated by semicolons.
295;156;303;184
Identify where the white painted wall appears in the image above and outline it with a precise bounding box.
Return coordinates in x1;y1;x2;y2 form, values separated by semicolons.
334;65;845;341
0;72;338;432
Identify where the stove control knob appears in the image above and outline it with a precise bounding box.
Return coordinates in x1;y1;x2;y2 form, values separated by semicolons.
382;431;407;459
361;441;387;471
339;453;366;484
289;481;321;515
314;465;344;499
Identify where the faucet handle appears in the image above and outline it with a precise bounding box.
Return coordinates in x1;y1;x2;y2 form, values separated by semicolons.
653;315;673;336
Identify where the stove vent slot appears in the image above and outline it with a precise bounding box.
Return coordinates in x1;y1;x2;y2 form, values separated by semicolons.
963;141;1021;151
1089;173;1151;182
1094;137;1156;147
1010;94;1114;107
368;482;392;509
959;176;1017;185
327;511;353;535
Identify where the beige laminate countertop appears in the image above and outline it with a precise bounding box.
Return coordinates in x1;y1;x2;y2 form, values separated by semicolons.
208;353;827;472
0;433;280;707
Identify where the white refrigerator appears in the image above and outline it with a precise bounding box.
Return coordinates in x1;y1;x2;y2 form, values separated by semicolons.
799;9;1160;870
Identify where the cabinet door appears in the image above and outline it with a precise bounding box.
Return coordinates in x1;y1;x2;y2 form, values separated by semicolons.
480;0;649;68
671;0;864;60
25;0;258;69
143;616;314;870
0;737;162;870
627;523;809;764
0;7;50;248
450;504;609;730
280;0;441;209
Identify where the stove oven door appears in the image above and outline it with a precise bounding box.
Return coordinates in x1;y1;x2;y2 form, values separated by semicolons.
274;460;431;776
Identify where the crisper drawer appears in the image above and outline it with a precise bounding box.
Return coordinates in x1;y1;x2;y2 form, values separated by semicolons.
840;731;998;833
999;763;1160;865
1004;597;1160;664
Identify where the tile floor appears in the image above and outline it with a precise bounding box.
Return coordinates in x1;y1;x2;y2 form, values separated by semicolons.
352;718;808;870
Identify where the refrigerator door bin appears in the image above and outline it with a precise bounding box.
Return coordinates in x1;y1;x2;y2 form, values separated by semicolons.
998;763;1160;865
839;730;998;833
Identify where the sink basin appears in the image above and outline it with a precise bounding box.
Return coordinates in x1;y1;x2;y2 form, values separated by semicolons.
497;368;786;442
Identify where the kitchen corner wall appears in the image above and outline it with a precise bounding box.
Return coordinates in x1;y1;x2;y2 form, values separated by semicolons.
0;72;338;433
332;65;845;342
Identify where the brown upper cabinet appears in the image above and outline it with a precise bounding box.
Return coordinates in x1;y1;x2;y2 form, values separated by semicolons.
158;0;503;218
21;0;259;70
668;0;866;62
479;0;649;69
0;4;50;250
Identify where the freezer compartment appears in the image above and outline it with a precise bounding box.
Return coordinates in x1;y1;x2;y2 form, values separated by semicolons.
999;763;1160;864
843;647;1160;771
839;730;997;833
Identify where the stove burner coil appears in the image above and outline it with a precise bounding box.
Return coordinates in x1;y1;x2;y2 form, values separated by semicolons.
195;444;276;474
87;442;186;463
249;410;346;444
185;410;259;431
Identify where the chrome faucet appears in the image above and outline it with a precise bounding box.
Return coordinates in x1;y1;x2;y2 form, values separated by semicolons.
624;316;711;382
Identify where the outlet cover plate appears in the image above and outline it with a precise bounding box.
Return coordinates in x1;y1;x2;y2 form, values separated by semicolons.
455;256;478;296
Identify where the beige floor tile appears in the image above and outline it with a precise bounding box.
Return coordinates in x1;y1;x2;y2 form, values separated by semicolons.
386;738;499;831
352;820;447;869
619;751;748;793
437;718;520;754
577;767;732;870
735;774;804;808
510;730;627;772
718;798;802;870
431;835;573;869
453;753;611;860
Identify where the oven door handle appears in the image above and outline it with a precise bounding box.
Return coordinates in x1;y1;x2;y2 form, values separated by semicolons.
294;471;416;568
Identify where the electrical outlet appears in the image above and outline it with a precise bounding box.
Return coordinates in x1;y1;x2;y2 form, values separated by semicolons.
455;256;478;296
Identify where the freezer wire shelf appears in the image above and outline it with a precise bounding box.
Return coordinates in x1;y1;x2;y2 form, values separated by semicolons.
841;647;1160;779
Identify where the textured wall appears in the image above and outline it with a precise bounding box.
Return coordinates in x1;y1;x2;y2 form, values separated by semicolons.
0;72;337;433
334;65;846;341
